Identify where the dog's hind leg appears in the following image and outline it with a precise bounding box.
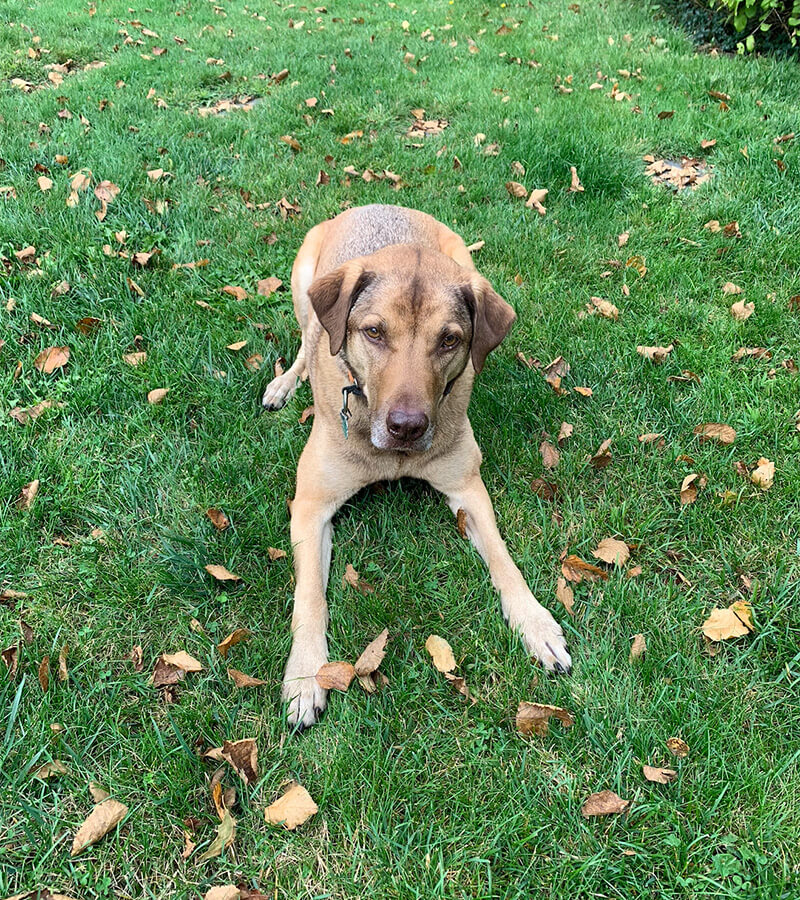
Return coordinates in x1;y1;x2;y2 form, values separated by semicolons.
262;225;321;410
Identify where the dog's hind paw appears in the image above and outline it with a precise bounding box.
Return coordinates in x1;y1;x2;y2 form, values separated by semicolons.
262;372;299;411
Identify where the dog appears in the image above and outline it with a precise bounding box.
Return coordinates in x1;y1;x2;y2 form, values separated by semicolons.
262;204;571;728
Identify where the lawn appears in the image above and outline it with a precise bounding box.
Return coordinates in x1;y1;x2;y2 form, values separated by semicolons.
1;0;799;897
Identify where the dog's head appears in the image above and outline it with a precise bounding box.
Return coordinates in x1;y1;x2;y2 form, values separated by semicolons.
309;244;515;452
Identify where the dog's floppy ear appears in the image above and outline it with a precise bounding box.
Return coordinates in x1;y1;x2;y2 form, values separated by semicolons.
462;276;516;374
308;262;375;355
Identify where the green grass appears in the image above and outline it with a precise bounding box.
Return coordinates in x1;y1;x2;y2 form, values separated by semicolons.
1;0;800;896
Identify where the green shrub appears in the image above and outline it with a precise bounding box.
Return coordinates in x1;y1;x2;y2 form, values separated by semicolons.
711;0;800;50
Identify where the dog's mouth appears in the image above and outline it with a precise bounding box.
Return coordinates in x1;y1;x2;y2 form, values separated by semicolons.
370;421;434;453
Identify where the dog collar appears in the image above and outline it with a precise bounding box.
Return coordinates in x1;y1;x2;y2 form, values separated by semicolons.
340;368;363;439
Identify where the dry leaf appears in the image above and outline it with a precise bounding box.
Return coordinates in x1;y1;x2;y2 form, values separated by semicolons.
731;299;754;321
561;554;608;583
222;285;248;301
590;438;613;470
217;628;250;659
130;645;143;673
750;457;774;490
204;887;240;900
592;538;630;567
722;281;743;295
71;798;128;856
702;600;753;641
17;479;40;510
94;180;120;203
228;668;266;688
525;188;548;215
630;633;646;660
315;661;356;691
638;432;664;444
516;701;574;736
581;790;630;817
198;808;236;861
680;473;706;505
218;738;258;785
590;296;619;320
147;388;168;404
694;423;736;445
540;439;560;470
32;759;69;779
162;651;203;671
531;478;557;501
38;656;50;690
556;577;574;615
58;644;69;681
207;508;230;530
34;346;70;373
557;422;574;446
205;564;242;582
354;628;389;677
267;547;287;561
226;340;247;352
342;563;373;594
505;180;527;199
543;356;569;394
618;231;630;247
637;344;673;363
425;635;457;673
667;737;689;757
2;645;19;679
265;782;318;830
573;385;593;397
643;765;677;784
123;351;147;366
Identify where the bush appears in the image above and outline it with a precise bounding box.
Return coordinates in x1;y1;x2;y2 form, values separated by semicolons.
710;0;800;50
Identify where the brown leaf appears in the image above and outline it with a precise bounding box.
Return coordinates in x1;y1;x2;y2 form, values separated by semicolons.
561;554;608;584
539;439;560;470
342;563;373;594
581;790;630;818
147;388;169;404
567;166;584;193
694;423;736;445
354;628;389;677
731;299;754;321
219;738;258;785
9;399;64;425
590;296;619;320
17;479;40;510
505;180;527;199
643;765;677;784
14;245;36;263
38;655;50;690
205;888;241;900
94;180;120;203
228;668;266;688
618;231;630;247
750;457;774;490
226;340;247;352
592;538;630;567
257;277;283;297
267;547;287;561
152;656;185;687
31;759;69;779
525;188;548;215
34;346;70;374
722;281;743;295
556;422;574;447
244;354;263;371
636;344;673;363
667;737;689;757
680;473;706;505
205;564;242;582
123;351;147;366
130;645;143;673
531;478;557;501
556;577;574;615
207;508;230;530
702;600;753;641
630;633;646;661
732;346;770;361
573;385;593;397
590;438;613;470
198;808;236;861
425;635;457;673
217;628;250;659
516;701;574;736
162;650;203;671
315;661;356;691
638;432;664;445
543;355;569;394
265;782;318;830
71;798;128;856
222;285;248;301
2;645;19;679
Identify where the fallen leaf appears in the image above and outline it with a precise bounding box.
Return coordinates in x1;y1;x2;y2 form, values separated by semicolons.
590;438;613;469
516;701;574;736
130;645;143;673
228;668;266;688
731;299;754;321
31;759;69;779
557;422;574;446
222;285;248;301
14;245;36;263
123;351;147;366
638;432;664;444
643;765;677;784
525;188;548;214
38;656;50;690
573;385;593;396
630;633;646;660
34;346;70;373
206;508;230;530
505;180;527;199
540;439;560;470
94;180;120;203
58;644;69;681
205;564;241;582
556;577;574;615
2;645;19;678
162;651;203;672
226;340;247;352
531;478;557;501
702;600;753;641
342;563;373;594
732;346;770;361
581;790;630;817
17;479;40;510
590;296;619;320
268;547;287;560
592;538;630;567
198;808;236;861
667;737;689;757
354;628;389;677
37;175;53;191
722;281;743;295
315;661;356;691
205;888;240;900
542;355;569;394
217;628;250;659
218;738;258;785
76;316;101;335
567;166;584;193
750;457;774;490
265;782;318;830
561;554;608;583
637;344;673;363
425;635;457;673
680;473;706;505
71;798;128;856
690;423;736;448
152;656;185;687
618;231;630;247
147;388;169;404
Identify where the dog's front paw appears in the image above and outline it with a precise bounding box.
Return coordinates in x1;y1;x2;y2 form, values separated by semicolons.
508;602;572;675
262;372;298;411
282;641;328;730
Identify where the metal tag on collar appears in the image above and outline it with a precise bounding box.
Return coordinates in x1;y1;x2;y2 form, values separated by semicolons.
340;371;361;439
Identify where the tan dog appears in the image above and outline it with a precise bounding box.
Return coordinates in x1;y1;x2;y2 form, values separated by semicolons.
263;204;571;728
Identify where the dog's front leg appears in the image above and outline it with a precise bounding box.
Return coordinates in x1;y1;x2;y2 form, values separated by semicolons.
431;458;572;673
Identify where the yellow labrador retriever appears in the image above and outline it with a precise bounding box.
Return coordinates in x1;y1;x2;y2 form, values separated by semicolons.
263;204;571;728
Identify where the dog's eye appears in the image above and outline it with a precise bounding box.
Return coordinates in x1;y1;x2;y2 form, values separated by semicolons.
441;333;460;351
363;326;383;342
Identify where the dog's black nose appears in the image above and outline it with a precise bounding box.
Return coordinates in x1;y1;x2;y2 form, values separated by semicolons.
386;407;429;443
